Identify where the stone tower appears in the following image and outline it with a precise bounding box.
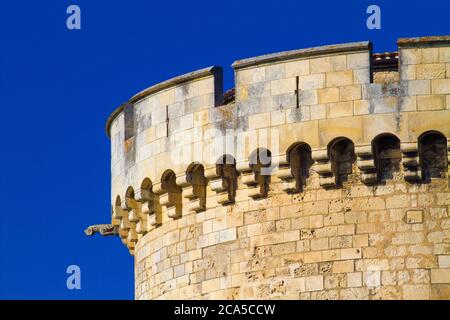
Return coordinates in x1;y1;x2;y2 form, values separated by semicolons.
105;36;450;300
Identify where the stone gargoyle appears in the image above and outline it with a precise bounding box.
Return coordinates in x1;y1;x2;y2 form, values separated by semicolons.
84;224;119;236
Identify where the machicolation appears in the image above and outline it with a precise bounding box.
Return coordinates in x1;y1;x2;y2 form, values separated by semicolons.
104;36;450;300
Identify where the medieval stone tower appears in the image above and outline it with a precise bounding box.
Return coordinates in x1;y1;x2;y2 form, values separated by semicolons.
105;36;450;300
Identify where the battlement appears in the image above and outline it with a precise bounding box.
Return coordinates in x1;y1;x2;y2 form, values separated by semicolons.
106;36;450;300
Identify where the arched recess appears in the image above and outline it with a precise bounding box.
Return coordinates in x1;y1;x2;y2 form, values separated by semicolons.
185;162;207;212
112;195;122;227
160;169;183;219
247;148;272;198
124;186;138;245
328;137;356;187
419;131;448;181
372;133;401;182
138;178;162;229
286;142;313;192
112;195;130;246
206;154;238;205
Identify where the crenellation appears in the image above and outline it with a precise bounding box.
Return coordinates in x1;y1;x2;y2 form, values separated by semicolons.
103;37;450;300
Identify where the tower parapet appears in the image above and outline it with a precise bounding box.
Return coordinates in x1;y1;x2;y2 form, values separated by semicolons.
105;36;450;299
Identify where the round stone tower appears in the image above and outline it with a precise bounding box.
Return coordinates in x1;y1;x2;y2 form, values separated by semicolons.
105;36;450;300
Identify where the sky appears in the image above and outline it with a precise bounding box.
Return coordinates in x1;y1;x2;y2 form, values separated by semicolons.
0;0;448;299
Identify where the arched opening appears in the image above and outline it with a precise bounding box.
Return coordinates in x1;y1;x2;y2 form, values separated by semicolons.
328;137;356;187
115;195;122;208
125;186;135;201
287;143;313;192
419;131;447;181
161;169;182;218
372;133;401;182
249;148;272;197
140;178;161;227
216;154;238;203
186;163;207;211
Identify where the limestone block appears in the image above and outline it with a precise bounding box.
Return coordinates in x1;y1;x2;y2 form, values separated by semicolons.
405;210;423;224
326;101;354;118
271;78;295;96
340;85;362;101
432;79;450;94
310;104;327;120
326;70;354;87
400;65;416;81
416;64;446;79
330;55;347;71
286;278;306;293
285;59;310;77
439;47;450;63
249;112;270;130
354;100;370;115
408;110;450;139
401;48;423;65
353;69;371;85
341;248;362;260
431;269;450;284
347;53;370;70
298;74;325;90
399;96;417;111
332;260;354;273
407;80;431;95
439;256;450;268
319;115;363;145
318;87;339;104
265;64;285;81
347;272;362;288
422;48;439;63
305;275;324;292
310;57;331;74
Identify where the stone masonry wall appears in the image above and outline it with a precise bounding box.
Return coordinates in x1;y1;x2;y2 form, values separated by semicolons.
106;36;450;299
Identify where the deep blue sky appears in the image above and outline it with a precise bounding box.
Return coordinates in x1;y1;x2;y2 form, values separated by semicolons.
0;0;448;299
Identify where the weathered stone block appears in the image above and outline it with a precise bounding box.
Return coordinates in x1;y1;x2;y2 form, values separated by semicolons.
431;79;450;94
310;57;331;74
431;269;450;284
340;85;362;101
326;70;353;87
405;210;423;224
416;64;446;79
326;101;354;118
318;87;339;104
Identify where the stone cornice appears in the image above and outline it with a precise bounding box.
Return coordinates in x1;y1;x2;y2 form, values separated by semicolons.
398;35;450;48
231;41;373;70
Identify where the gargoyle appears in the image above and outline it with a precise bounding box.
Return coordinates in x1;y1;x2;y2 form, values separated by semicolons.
84;224;118;236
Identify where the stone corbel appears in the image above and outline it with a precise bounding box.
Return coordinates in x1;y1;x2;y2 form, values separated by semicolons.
237;160;268;199
132;190;148;235
122;200;138;248
114;201;134;250
135;187;162;228
204;165;236;205
154;178;182;219
401;142;421;182
273;154;297;193
176;172;206;213
312;149;336;188
355;144;377;184
133;189;157;234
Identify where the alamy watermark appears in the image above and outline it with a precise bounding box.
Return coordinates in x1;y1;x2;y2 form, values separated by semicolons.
66;265;81;290
366;5;381;30
66;5;81;30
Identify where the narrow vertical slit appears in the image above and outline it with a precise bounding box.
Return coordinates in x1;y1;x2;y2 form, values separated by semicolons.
166;105;169;137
